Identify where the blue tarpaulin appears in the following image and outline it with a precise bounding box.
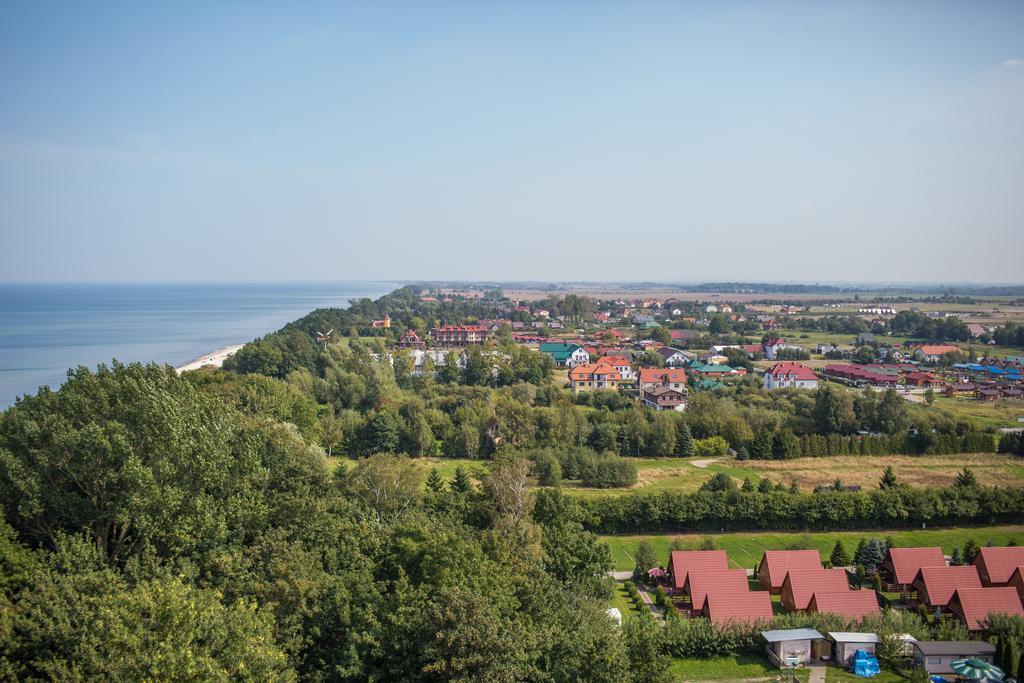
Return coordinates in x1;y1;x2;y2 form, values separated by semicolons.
852;649;880;677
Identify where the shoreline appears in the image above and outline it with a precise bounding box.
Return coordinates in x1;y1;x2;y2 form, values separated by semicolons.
175;344;245;373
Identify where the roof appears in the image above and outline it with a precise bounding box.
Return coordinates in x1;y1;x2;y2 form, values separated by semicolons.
918;344;960;356
974;546;1024;584
688;569;750;610
760;550;822;589
658;346;687;359
766;362;817;381
952;586;1024;630
783;568;850;610
809;590;880;619
638;367;687;384
828;632;880;644
912;641;996;656
915;565;981;606
568;363;621;382
597;355;632;368
668;550;729;589
762;628;824;643
705;591;774;625
885;547;946;585
539;342;583;361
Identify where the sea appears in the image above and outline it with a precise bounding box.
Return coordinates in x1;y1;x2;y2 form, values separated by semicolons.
0;282;395;408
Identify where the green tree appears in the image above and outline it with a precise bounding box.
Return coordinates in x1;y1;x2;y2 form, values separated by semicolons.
879;466;898;489
344;453;422;524
955;467;978;487
675;422;694;457
813;385;856;434
633;540;657;582
830;540;850;568
962;539;980;564
362;410;400;454
924;388;936;405
623;611;671;683
450;465;473;494
425;468;445;493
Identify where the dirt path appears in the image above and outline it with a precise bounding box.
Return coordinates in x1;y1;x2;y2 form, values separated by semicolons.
690;458;723;468
636;588;666;625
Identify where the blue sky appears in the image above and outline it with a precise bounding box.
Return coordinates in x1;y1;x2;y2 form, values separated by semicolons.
1;1;1022;283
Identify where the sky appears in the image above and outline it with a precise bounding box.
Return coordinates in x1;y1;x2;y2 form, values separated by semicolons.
1;1;1022;284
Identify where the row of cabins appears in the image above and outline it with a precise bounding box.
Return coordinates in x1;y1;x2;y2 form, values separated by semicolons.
823;363;940;388
946;381;1024;401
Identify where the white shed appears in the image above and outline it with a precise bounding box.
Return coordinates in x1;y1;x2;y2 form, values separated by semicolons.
827;632;879;665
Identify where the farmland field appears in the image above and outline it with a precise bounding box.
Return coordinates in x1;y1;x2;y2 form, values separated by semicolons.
600;525;1024;572
564;454;1024;498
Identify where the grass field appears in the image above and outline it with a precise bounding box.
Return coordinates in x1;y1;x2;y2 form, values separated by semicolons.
600;525;1024;572
667;654;808;682
931;396;1024;429
565;454;1024;498
609;582;643;623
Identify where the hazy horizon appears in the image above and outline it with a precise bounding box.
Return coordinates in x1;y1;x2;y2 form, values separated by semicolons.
2;2;1023;283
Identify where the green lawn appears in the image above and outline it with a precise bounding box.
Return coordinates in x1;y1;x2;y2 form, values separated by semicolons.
931;396;1024;429
601;525;1024;572
824;666;905;682
609;582;644;623
668;654;808;682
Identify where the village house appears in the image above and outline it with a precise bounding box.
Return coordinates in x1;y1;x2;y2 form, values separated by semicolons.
371;314;391;329
703;591;774;625
667;550;729;594
638;367;688;393
780;568;850;612
686;569;749;612
658;347;691;367
1010;567;1024;599
806;591;880;619
641;385;688;412
946;586;1024;631
758;550;822;594
913;344;961;363
539;342;590;367
763;362;818;390
596;355;634;380
972;546;1024;586
397;329;426;349
763;337;803;360
567;363;621;394
431;324;488;346
881;547;946;594
911;641;996;676
911;565;981;611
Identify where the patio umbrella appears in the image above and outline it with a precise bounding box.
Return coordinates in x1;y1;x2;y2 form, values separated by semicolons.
950;658;1004;681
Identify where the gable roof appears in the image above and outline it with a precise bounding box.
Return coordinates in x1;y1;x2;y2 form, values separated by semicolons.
885;547;946;586
539;342;583;361
918;344;960;357
951;586;1024;630
658;346;686;360
597;355;632;368
687;569;750;611
783;568;850;611
974;547;1024;585
766;362;817;381
705;591;774;625
915;565;982;607
809;590;880;619
668;550;729;590
568;363;621;382
760;550;822;590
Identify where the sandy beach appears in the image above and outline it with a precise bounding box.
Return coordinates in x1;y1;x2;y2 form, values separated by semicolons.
175;344;245;373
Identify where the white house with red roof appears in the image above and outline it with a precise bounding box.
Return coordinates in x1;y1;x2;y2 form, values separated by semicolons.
763;362;818;389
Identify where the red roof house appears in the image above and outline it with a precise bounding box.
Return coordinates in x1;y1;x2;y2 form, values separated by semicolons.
687;569;750;611
948;587;1024;631
807;590;880;619
882;547;946;590
973;547;1024;586
758;550;822;593
667;550;729;591
911;565;982;609
1009;566;1024;599
703;591;774;625
780;568;850;612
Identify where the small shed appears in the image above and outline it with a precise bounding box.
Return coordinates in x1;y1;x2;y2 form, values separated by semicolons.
827;632;879;666
911;641;995;675
762;628;825;667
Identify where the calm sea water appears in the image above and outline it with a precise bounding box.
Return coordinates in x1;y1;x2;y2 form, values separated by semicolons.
0;282;394;408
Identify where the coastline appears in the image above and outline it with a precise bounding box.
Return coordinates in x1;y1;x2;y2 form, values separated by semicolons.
175;344;245;373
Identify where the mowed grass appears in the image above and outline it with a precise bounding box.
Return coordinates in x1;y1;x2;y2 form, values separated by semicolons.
609;582;643;623
931;395;1024;429
565;454;1024;498
600;525;1024;572
668;654;808;682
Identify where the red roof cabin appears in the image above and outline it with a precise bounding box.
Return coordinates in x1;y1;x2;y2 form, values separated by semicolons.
687;569;750;611
703;591;774;625
881;547;946;593
972;547;1024;586
1009;566;1024;600
807;590;880;619
780;568;850;612
947;587;1024;631
911;565;982;610
667;550;729;592
758;550;822;594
